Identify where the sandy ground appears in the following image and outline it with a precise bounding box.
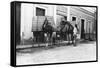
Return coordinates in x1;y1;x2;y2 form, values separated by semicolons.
16;41;96;65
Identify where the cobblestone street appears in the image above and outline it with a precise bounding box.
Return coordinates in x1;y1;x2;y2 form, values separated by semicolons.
16;41;96;65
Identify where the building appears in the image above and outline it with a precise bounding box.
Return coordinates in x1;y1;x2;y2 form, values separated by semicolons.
19;3;96;44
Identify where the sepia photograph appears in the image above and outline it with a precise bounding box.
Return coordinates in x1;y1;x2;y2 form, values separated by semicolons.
11;1;97;66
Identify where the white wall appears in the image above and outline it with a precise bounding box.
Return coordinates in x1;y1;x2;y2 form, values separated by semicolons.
21;3;34;40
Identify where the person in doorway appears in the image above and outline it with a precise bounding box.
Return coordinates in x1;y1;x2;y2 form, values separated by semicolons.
73;24;79;46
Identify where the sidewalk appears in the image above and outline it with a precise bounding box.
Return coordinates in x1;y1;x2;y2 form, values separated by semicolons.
16;39;95;49
16;40;72;49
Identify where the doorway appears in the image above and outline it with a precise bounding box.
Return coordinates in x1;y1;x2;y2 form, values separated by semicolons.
81;19;85;39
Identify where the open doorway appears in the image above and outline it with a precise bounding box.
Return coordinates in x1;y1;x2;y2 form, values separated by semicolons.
81;19;85;39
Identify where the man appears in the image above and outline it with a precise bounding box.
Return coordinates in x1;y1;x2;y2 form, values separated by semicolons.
73;24;78;46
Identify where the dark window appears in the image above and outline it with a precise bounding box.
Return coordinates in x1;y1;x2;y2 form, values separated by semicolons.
36;7;45;16
72;17;76;21
64;16;67;20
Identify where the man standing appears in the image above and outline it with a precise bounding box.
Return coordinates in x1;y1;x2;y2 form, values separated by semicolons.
73;24;78;46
